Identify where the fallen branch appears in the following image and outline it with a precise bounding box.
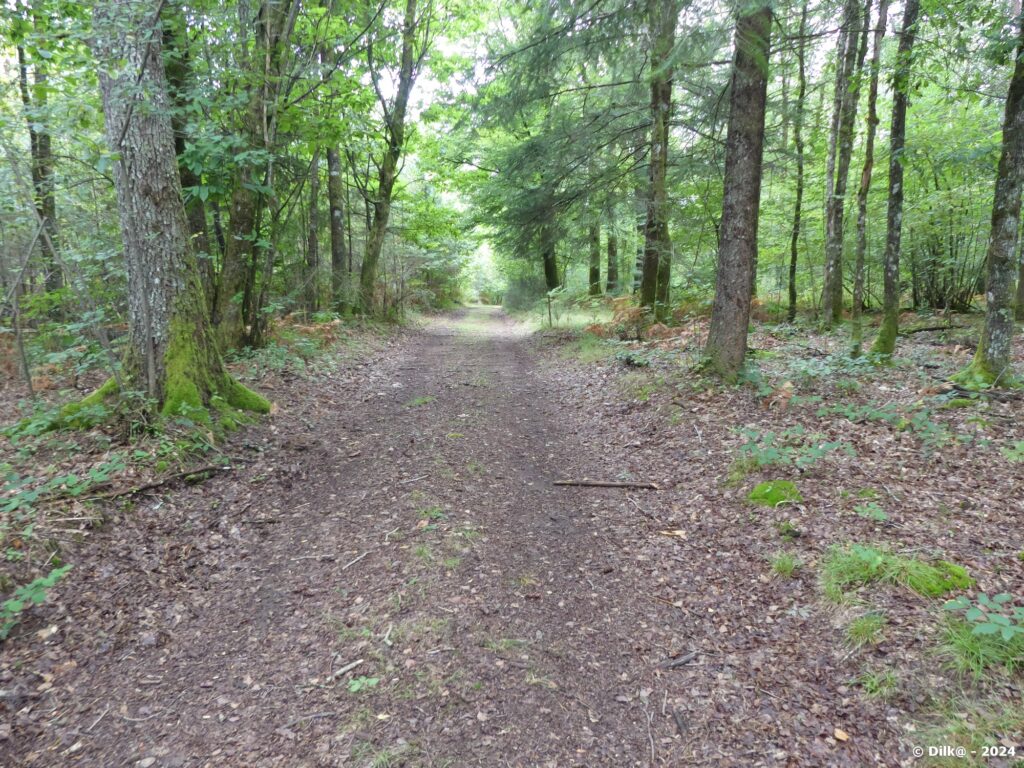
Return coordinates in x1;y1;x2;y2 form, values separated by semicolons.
899;324;967;335
83;464;230;501
554;479;661;490
656;651;698;670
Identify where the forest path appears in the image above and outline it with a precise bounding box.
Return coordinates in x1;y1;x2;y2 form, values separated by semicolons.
11;307;679;767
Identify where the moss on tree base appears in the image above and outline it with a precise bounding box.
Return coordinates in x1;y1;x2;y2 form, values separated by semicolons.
950;356;1021;390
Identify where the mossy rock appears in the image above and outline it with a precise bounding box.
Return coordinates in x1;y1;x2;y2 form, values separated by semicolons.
748;480;802;508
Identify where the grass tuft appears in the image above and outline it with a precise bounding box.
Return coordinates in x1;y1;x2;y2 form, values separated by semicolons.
821;544;971;602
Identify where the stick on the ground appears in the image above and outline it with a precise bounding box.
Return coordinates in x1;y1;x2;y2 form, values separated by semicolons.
83;465;230;501
657;651;698;669
554;479;661;490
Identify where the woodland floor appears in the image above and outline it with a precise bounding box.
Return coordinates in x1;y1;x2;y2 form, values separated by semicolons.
1;306;1023;767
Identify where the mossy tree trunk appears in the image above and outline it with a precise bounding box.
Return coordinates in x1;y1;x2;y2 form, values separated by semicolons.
871;0;921;357
851;0;888;356
639;0;677;316
540;219;559;291
953;16;1024;387
705;4;771;380
88;0;268;428
305;150;321;315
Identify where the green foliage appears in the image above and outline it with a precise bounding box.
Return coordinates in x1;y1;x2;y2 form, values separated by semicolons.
347;676;380;694
404;395;436;408
821;544;972;602
856;668;899;699
1000;441;1024;462
770;551;800;578
847;612;887;647
747;480;802;507
736;426;854;469
1;564;72;640
854;502;888;522
944;593;1024;646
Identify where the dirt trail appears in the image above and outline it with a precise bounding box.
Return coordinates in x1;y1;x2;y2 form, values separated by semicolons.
4;307;904;767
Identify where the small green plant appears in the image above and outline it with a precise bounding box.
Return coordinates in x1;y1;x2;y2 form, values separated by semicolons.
748;480;802;507
736;426;854;470
1001;441;1024;462
847;612;887;647
770;552;800;579
942;593;1024;676
404;395;436;408
854;501;888;522
1;564;72;640
776;520;802;541
821;544;971;602
418;506;447;521
347;676;380;694
856;668;898;699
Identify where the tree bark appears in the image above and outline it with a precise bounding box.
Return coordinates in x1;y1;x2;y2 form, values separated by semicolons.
305;150;320;314
788;2;808;323
606;206;619;293
851;0;889;355
871;0;921;356
85;0;268;426
17;31;61;295
588;221;602;296
705;5;771;380
953;17;1024;386
360;0;420;313
327;147;349;313
639;0;677;319
822;0;869;326
163;2;215;306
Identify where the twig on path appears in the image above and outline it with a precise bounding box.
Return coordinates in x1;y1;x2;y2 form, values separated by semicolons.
86;705;110;732
341;551;369;570
672;709;688;738
554;479;661;490
400;474;429;485
644;702;656;766
330;659;364;681
656;651;698;669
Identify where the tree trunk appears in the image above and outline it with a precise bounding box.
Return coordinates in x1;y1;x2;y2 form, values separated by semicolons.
953;18;1024;386
588;221;602;296
213;0;298;348
360;0;420;313
305;150;320;314
541;220;559;291
871;0;921;356
84;0;268;427
17;35;61;295
788;2;808;323
639;0;677;316
607;207;619;293
851;0;889;355
705;5;771;380
1015;235;1024;320
327;147;349;313
822;0;869;326
163;2;215;306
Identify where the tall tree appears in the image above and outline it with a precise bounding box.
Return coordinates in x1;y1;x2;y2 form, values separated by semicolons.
606;207;619;293
953;15;1024;386
851;0;889;355
788;2;808;323
871;0;921;357
588;220;602;295
821;0;869;326
327;147;350;312
359;0;430;313
638;0;677;319
85;0;268;424
16;3;62;295
305;150;321;314
705;3;771;380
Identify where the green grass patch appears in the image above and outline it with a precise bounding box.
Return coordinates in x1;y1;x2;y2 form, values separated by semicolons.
821;544;971;602
941;619;1024;678
855;667;899;699
846;612;886;648
560;333;615;364
770;551;800;579
404;395;436;408
748;480;802;507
